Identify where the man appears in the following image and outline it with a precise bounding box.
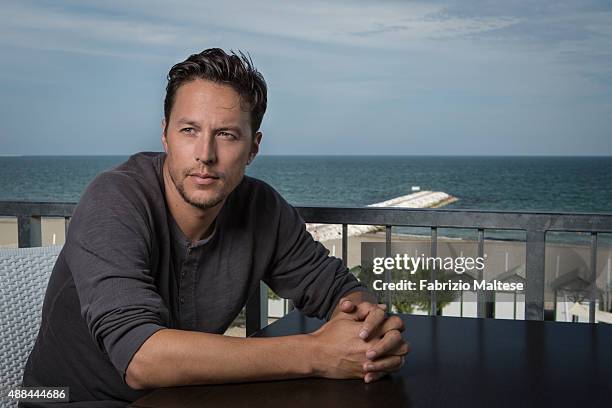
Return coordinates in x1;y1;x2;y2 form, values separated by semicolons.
21;48;409;407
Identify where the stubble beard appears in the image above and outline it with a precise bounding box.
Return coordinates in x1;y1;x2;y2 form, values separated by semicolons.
169;167;226;210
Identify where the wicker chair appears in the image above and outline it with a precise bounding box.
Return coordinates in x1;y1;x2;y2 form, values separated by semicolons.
0;245;61;407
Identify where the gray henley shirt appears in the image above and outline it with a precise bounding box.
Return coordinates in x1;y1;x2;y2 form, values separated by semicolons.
21;152;367;407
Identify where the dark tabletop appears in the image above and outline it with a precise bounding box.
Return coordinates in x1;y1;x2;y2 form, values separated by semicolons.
130;312;612;408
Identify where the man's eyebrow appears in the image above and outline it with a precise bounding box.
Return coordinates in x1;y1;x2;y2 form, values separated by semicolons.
214;126;243;134
175;118;200;127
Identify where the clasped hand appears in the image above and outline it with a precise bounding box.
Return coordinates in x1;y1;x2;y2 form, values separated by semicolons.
312;298;410;383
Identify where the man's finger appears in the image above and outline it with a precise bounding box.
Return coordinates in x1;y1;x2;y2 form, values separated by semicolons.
364;371;386;383
363;355;404;373
358;305;386;339
370;315;405;339
339;299;356;313
341;300;386;316
354;302;383;321
366;330;410;360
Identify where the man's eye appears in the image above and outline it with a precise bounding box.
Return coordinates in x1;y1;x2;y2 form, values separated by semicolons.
219;131;237;139
181;128;195;134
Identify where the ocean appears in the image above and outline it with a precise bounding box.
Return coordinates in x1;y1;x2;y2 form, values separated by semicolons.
1;155;610;214
1;155;611;247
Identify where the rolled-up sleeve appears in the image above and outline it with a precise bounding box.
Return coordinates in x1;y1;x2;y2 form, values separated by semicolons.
263;194;369;321
65;172;167;378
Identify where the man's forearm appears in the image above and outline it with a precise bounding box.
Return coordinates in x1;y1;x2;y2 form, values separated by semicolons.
126;329;315;389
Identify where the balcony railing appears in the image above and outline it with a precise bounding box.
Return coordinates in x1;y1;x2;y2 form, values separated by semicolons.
2;201;611;335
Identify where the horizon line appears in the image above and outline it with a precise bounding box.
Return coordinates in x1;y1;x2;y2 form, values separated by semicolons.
2;154;612;158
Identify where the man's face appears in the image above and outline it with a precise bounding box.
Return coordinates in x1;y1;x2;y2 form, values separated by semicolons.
162;79;261;211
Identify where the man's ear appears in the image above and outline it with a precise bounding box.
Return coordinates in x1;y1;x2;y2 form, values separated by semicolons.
247;131;263;164
161;119;168;153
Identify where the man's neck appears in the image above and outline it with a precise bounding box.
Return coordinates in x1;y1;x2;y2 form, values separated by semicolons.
162;161;223;243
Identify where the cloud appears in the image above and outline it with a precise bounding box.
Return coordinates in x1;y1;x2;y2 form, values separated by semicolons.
2;0;609;63
424;0;612;43
0;0;610;155
0;1;187;60
0;1;525;54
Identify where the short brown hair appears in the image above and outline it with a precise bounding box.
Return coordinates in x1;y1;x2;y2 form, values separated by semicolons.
164;48;267;133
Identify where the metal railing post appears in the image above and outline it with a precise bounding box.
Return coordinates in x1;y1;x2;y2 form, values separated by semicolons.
246;282;268;336
385;225;392;310
17;215;42;248
430;227;438;315
525;230;546;321
589;233;598;323
342;224;348;266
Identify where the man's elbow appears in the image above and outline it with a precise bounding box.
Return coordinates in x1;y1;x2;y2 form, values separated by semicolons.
124;328;169;390
125;356;150;390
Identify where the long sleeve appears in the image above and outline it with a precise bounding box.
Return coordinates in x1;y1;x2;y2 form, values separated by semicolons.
64;172;167;377
263;193;369;321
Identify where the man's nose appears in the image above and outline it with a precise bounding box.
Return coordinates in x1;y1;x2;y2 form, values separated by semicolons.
194;133;217;165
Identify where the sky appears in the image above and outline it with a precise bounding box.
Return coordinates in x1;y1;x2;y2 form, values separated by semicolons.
0;0;611;156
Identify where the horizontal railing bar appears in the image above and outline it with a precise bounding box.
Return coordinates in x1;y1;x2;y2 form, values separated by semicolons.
0;201;76;217
2;201;611;234
296;206;612;233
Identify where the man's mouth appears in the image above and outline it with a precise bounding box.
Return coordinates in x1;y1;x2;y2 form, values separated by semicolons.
189;172;220;185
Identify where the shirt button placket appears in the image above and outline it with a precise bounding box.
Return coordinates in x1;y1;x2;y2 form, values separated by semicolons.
182;245;191;278
179;244;195;326
178;244;191;321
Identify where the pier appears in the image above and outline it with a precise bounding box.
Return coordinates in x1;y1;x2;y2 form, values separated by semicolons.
306;190;457;242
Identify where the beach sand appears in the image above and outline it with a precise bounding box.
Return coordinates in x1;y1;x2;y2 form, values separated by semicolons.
0;217;66;247
319;231;612;321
